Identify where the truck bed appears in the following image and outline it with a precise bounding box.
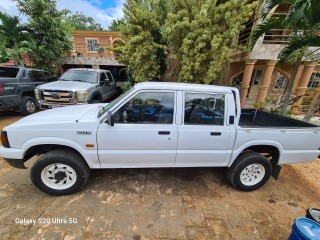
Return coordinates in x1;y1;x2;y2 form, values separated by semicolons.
239;109;317;128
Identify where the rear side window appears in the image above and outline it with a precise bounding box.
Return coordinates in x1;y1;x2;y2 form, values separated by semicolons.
0;67;19;78
29;70;45;81
113;91;175;124
184;92;225;125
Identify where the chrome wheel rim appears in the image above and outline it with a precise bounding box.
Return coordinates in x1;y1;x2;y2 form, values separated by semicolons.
26;100;36;113
41;163;77;190
240;164;265;186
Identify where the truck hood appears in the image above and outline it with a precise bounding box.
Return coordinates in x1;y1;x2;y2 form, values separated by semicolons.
7;104;104;128
37;80;96;91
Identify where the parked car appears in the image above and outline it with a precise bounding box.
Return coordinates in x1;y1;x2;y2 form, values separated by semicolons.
0;66;56;115
35;68;120;109
1;82;319;195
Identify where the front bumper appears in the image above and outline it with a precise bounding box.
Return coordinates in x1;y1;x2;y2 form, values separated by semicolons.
37;101;87;110
0;146;26;169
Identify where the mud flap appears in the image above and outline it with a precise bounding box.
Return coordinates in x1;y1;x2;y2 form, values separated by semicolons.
271;164;281;180
3;158;27;169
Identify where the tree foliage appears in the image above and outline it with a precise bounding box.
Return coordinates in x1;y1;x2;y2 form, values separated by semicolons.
66;11;103;31
108;19;125;31
118;0;170;82
250;0;320;116
118;0;255;83
0;12;30;65
16;0;72;72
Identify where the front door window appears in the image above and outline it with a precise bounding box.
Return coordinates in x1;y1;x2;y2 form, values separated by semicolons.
113;91;175;124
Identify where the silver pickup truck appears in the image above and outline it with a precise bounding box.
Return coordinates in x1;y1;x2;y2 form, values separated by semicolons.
35;68;119;109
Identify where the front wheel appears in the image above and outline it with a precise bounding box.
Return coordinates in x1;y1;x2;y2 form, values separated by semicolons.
30;149;90;196
227;151;272;191
21;96;38;115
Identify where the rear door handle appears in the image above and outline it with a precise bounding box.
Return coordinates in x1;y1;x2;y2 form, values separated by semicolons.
158;131;170;135
210;132;221;136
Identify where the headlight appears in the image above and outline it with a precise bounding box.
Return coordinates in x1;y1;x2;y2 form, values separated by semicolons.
76;91;89;102
34;88;41;100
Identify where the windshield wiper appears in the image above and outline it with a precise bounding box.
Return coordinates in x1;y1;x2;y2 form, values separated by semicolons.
73;79;88;83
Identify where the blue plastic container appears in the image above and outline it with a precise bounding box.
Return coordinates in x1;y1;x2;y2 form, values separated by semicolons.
288;217;320;240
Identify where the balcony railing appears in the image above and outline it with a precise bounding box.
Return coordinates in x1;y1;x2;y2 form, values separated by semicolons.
262;28;303;44
65;43;115;58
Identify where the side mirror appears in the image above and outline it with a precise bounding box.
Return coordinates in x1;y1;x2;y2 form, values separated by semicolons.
107;111;114;126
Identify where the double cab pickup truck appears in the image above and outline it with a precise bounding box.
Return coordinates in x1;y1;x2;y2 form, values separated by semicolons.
0;66;55;115
1;82;319;195
35;68;119;109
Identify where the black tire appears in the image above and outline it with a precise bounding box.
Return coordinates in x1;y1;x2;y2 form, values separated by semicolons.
91;99;101;104
227;151;272;191
30;149;90;196
21;96;38;115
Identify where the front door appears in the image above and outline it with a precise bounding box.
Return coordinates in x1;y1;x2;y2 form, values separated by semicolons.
105;72;117;100
97;90;178;167
175;92;231;166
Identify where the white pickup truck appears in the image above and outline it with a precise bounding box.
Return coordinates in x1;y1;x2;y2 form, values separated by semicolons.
1;82;319;195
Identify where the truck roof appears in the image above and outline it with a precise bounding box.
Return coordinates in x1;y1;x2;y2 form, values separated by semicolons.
0;66;49;72
134;82;237;93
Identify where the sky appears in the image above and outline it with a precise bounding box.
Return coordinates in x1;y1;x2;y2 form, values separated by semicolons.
0;0;125;30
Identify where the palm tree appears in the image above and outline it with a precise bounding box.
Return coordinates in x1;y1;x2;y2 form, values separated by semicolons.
303;95;320;122
250;0;320;116
0;11;29;66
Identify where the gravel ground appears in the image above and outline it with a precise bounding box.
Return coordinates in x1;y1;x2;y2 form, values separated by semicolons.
0;110;319;240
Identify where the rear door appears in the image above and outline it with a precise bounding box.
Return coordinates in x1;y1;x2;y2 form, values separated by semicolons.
97;90;178;167
175;91;232;166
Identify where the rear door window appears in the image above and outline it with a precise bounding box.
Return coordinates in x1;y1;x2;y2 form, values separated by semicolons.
184;92;225;125
29;70;45;81
0;67;19;78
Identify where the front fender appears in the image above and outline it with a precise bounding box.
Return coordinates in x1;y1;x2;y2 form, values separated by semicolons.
87;89;102;102
22;137;100;168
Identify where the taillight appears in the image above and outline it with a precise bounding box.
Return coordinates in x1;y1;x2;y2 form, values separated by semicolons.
1;131;10;148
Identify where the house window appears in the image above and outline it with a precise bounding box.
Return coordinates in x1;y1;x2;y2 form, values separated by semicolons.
308;73;320;88
86;39;99;52
273;73;287;89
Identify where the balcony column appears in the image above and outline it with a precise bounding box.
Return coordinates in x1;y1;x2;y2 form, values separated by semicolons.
240;60;257;108
292;62;317;113
256;60;277;102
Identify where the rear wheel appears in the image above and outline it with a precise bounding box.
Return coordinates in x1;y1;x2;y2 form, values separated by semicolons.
21;96;38;115
30;149;90;196
227;151;272;191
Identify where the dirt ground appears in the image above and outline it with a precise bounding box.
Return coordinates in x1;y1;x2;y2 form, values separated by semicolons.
0;110;320;240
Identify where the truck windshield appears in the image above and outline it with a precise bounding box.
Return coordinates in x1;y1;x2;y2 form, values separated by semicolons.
0;67;19;78
98;87;135;118
59;70;98;83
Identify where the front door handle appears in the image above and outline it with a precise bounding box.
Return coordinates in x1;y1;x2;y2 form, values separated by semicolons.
210;132;221;136
158;131;170;135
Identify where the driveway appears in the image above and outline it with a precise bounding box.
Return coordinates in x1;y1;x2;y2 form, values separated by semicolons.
0;111;319;239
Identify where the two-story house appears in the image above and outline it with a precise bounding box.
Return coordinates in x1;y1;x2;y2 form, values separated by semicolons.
61;30;126;82
227;1;320;114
